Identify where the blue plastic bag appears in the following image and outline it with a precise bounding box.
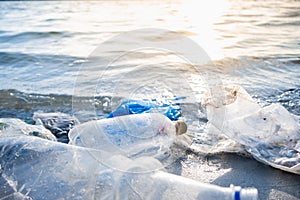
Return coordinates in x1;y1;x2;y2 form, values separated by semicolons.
107;98;184;121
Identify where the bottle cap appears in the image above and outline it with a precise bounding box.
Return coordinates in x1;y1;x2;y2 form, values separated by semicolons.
231;185;258;200
240;188;258;200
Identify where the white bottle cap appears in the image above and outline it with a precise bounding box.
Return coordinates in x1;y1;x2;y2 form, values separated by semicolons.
239;188;258;200
231;185;258;200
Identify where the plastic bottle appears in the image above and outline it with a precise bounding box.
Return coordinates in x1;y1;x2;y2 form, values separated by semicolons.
148;171;257;200
96;155;258;200
68;113;187;159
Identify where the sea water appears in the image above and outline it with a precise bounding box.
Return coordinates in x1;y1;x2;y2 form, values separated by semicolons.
0;0;299;119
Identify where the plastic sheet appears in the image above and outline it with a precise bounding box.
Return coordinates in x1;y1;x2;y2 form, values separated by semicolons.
203;85;300;174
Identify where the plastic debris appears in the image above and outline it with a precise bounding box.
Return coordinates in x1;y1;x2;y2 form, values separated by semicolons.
0;118;56;141
69;113;193;163
107;98;184;121
33;112;79;143
203;85;300;174
0;136;258;200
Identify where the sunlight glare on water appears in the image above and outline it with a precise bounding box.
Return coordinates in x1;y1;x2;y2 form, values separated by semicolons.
178;0;230;60
57;0;230;60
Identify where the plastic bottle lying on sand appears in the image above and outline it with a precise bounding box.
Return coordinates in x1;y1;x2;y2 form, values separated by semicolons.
68;113;190;159
117;171;258;200
92;154;258;200
150;172;257;200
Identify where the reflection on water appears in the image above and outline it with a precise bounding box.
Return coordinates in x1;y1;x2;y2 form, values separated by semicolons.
1;0;300;59
0;0;299;101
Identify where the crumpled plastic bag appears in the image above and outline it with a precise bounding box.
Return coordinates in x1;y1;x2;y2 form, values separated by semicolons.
107;98;184;121
33;112;79;143
203;85;300;174
0;118;56;141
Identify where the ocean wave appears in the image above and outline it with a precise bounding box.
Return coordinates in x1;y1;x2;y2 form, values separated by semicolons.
0;51;81;67
0;89;116;122
257;20;300;27
0;31;73;44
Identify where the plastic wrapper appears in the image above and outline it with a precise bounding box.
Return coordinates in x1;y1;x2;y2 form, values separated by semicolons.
203;85;300;174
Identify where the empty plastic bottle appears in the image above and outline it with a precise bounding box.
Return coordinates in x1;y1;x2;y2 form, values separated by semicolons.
68;113;189;160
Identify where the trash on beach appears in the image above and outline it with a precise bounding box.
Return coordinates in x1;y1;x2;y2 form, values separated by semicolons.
0;136;258;200
0;83;298;198
33;112;80;143
69;113;193;163
84;85;300;174
203;85;300;174
0;118;56;141
107;98;184;121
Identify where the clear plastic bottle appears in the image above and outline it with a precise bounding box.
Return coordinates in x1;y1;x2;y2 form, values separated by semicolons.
68;113;184;159
148;171;257;200
96;155;258;200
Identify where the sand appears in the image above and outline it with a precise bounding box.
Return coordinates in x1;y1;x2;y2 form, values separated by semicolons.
167;153;300;199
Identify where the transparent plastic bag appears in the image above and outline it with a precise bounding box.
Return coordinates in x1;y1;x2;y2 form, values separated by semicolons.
203;85;300;174
0;118;56;141
33;112;79;143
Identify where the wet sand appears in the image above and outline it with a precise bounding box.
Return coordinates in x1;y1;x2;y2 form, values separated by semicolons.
168;153;300;200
